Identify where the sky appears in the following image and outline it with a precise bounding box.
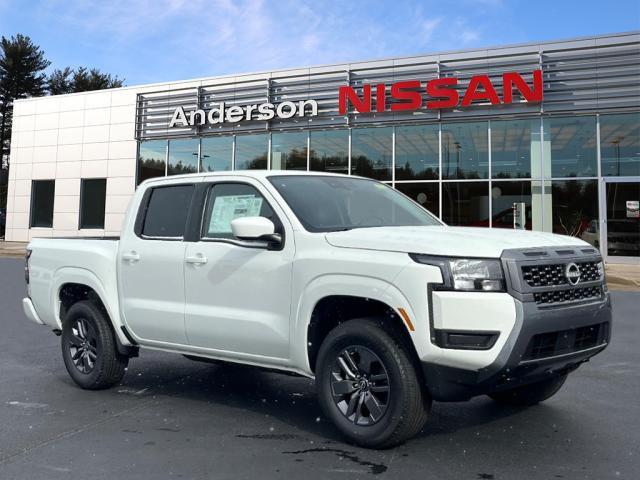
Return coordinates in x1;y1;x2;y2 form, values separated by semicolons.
1;0;639;87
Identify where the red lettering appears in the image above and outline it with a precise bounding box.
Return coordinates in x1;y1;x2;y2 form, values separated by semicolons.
503;69;543;104
376;84;387;112
426;78;459;109
390;81;422;111
461;75;501;107
338;85;371;115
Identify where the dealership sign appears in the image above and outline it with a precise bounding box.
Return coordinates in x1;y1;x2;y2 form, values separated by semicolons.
169;100;319;128
339;69;543;114
168;70;543;127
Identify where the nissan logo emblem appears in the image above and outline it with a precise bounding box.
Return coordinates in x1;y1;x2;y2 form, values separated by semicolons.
565;263;581;285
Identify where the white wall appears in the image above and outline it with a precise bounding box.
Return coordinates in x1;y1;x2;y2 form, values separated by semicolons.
5;88;139;241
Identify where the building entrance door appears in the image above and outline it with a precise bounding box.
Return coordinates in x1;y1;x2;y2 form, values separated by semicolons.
602;178;640;263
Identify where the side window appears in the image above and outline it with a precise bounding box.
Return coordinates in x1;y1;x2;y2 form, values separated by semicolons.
202;183;277;239
141;185;194;238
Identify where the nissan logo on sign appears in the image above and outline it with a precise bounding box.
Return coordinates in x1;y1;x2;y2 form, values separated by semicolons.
565;263;581;286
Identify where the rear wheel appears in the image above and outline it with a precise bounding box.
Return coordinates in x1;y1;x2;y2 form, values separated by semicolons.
488;374;567;406
61;301;128;390
316;318;429;448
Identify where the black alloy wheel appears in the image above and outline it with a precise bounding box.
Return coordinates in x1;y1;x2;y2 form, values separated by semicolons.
330;346;390;426
68;317;98;374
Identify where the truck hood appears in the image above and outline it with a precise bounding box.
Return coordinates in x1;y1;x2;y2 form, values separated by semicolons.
324;226;590;258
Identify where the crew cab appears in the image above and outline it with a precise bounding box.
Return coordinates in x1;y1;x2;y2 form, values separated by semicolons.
22;171;612;448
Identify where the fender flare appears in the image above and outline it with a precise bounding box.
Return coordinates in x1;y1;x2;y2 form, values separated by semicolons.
291;273;420;374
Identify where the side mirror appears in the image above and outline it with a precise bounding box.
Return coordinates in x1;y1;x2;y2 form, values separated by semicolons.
231;217;281;245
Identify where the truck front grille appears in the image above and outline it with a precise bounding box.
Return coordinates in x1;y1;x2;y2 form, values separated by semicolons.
533;286;603;305
521;261;601;288
522;323;607;362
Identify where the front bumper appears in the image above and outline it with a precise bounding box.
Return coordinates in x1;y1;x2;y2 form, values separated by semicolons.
422;293;612;401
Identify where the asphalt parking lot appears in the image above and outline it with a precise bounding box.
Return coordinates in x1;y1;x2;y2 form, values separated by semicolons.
0;257;638;480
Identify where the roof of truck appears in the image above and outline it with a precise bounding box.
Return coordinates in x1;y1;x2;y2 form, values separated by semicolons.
141;170;360;186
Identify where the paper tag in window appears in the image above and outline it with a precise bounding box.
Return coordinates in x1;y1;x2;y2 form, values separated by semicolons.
209;195;263;233
626;200;639;218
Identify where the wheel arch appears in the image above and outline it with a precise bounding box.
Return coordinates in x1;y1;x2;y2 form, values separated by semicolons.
295;274;422;375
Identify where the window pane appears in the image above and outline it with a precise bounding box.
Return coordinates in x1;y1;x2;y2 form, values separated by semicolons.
491;119;539;179
202;183;275;239
544;116;597;178
491;181;543;230
600;113;640;177
80;179;106;229
442;181;489;226
605;182;639;256
30;180;55;228
394;183;439;218
235;134;268;170
168;138;199;176
395;125;439;180
142;185;194;238
201;136;232;172
351;127;392;180
137;140;166;185
310;129;348;174
442;122;488;179
271;132;308;170
550;180;599;247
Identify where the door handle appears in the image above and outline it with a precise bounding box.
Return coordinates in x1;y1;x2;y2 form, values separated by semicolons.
185;254;208;265
122;251;140;262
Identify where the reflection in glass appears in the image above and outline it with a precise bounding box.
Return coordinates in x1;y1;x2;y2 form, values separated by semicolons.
442;122;488;179
137;140;166;184
491;119;538;179
442;182;489;226
545;116;597;178
235;134;268;170
395;125;439;180
395;182;440;218
271;132;308;170
550;180;599;245
351;127;392;180
490;181;541;230
600;113;640;177
168;138;199;176
310;130;348;174
200;136;232;172
605;182;639;257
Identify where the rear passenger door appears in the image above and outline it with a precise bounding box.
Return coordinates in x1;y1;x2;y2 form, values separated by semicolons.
183;179;294;360
118;182;196;345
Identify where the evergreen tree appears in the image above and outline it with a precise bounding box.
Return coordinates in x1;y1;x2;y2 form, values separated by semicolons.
48;66;124;94
0;34;50;169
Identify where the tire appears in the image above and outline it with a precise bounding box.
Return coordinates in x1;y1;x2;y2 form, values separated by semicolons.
488;374;567;406
316;318;430;449
61;300;128;390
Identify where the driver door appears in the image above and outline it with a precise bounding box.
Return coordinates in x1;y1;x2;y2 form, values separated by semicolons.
183;178;295;360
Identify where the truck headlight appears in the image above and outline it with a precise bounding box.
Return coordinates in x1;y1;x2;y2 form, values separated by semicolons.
410;255;505;292
449;259;504;291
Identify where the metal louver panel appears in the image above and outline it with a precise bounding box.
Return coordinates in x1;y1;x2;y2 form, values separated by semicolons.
136;32;639;140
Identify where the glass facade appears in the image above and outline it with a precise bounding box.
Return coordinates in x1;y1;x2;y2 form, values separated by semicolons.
310;129;348;174
201;136;232;172
135;113;639;256
168;138;199;176
271;131;307;170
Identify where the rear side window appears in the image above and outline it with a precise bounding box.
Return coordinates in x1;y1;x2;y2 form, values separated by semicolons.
142;185;194;238
202;183;276;239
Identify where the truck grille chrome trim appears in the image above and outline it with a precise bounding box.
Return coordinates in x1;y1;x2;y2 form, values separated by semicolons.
521;261;601;288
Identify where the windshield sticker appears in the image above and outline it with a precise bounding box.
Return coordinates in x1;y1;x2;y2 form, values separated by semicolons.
209;195;263;233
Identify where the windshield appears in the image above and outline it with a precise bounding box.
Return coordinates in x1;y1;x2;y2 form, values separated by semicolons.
268;175;442;232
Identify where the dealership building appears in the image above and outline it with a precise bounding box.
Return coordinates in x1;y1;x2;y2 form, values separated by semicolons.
4;31;639;262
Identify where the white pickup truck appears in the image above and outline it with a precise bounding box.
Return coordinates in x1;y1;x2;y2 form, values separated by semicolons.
22;171;612;448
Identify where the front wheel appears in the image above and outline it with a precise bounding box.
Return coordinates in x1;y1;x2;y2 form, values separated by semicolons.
61;301;128;390
488;374;568;406
316;318;429;449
